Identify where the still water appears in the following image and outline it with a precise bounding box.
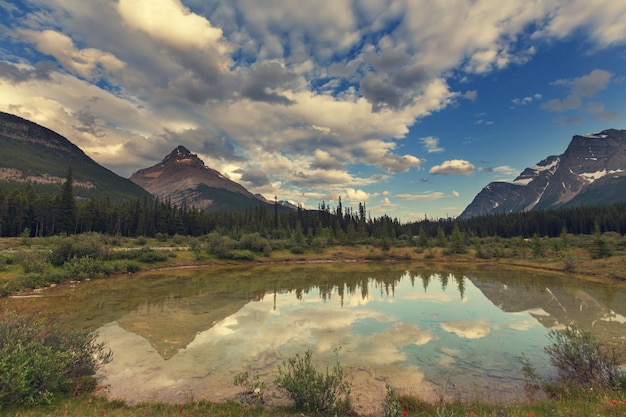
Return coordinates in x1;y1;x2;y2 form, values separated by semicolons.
4;262;626;412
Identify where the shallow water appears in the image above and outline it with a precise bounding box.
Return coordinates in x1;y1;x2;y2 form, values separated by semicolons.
4;262;626;414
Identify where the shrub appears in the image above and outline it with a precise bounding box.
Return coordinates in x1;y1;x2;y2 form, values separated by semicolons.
274;349;351;413
63;256;108;279
0;311;112;408
137;249;167;263
125;262;141;273
289;245;305;254
16;250;49;274
544;323;625;390
206;233;237;258
233;371;265;406
47;233;108;266
239;233;271;253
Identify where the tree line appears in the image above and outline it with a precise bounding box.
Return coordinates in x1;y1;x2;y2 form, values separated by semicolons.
1;169;625;240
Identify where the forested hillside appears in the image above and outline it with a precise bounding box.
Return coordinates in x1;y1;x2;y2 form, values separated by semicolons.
1;176;625;240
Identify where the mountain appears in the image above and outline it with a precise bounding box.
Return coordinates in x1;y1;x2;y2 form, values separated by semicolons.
0;112;148;200
130;145;274;211
460;129;626;219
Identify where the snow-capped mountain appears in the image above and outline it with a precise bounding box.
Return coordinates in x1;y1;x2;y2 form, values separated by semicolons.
459;129;626;219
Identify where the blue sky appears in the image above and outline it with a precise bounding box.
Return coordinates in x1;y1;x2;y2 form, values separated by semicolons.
0;0;625;221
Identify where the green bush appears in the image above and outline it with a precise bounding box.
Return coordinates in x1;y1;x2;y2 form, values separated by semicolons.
239;233;271;253
63;256;108;279
137;249;168;263
274;349;351;413
0;311;112;408
16;251;49;274
125;262;141;273
544;323;625;390
47;233;108;266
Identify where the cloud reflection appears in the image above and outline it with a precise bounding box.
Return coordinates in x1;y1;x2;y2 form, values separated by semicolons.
440;320;492;339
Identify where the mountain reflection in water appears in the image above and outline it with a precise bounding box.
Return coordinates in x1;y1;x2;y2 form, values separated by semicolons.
5;263;626;413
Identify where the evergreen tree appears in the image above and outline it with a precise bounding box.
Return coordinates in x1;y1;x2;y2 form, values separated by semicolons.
56;167;77;234
449;223;466;254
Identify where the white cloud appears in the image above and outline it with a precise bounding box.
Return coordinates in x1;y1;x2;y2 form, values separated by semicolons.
511;93;542;106
541;0;626;46
492;165;519;176
429;160;476;176
420;136;444;153
118;0;226;52
18;29;125;79
396;192;446;201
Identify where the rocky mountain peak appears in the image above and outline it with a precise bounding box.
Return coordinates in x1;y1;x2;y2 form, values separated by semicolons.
162;145;204;167
130;146;265;211
459;128;626;219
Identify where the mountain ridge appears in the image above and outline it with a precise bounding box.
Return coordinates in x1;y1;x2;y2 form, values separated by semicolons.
460;129;626;219
0;111;149;201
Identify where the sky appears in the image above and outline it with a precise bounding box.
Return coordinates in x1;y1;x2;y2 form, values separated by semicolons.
0;0;625;221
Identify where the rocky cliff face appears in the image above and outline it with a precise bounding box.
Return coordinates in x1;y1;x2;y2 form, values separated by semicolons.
460;129;626;219
130;146;265;210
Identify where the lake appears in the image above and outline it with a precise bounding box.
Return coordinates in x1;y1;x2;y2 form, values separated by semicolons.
4;262;626;414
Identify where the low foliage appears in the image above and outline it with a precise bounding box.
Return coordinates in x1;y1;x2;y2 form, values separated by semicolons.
233;371;265;406
274;349;352;413
0;311;112;408
381;384;402;417
544;323;625;391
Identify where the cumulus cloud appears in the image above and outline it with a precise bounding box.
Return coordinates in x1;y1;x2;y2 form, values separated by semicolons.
374;153;422;174
117;0;225;51
18;29;125;80
311;149;344;170
429;160;476;176
240;169;271;187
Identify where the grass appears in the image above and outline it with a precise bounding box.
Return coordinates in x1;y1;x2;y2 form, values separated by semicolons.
4;391;626;417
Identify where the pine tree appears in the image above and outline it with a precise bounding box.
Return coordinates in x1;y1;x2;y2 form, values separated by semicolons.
56;167;77;234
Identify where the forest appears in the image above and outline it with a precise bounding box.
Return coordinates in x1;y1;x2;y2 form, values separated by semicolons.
1;170;626;241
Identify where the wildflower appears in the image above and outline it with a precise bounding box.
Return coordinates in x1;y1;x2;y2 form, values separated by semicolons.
470;413;476;417
403;412;408;416
179;406;184;414
88;397;93;403
611;400;618;405
528;414;535;417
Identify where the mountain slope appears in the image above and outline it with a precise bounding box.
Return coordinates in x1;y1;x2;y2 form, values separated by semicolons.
0;112;148;200
460;129;626;219
130;146;273;211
